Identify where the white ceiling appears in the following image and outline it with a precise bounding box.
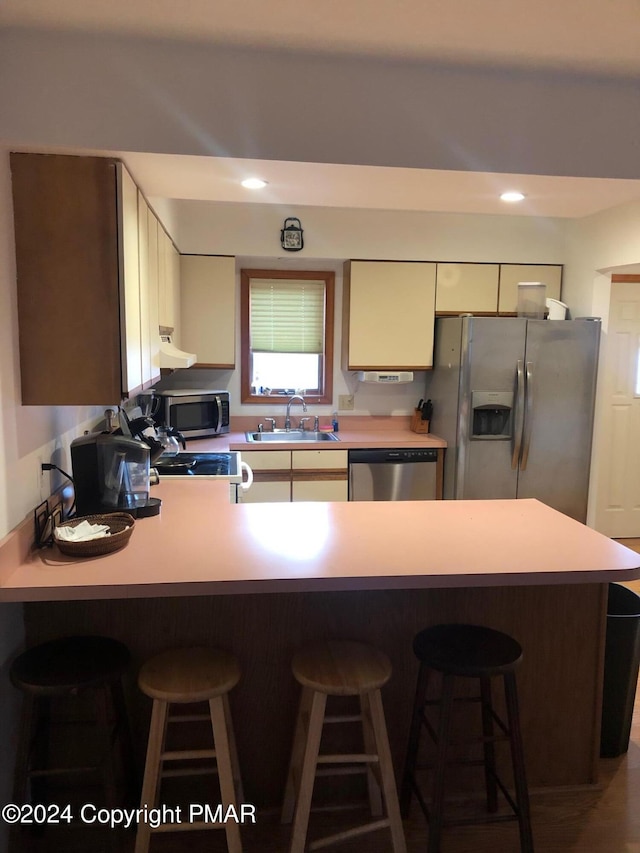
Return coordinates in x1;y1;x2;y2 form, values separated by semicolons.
120;152;640;219
4;0;640;219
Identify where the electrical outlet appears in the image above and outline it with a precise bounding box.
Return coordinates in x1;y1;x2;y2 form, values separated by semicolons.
37;455;46;498
338;395;355;411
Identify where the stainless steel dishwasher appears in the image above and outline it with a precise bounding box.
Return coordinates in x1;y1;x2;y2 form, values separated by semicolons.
348;448;439;501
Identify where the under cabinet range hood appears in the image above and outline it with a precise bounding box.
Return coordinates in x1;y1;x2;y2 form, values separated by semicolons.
356;371;414;383
159;334;196;369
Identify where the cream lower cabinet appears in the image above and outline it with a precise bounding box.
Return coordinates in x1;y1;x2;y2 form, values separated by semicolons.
241;449;348;503
241;450;291;504
343;261;436;370
291;450;349;503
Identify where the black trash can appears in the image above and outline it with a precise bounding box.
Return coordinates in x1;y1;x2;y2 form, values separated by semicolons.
600;583;640;757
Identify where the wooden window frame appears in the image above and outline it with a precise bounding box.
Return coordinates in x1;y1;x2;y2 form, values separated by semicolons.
241;269;335;405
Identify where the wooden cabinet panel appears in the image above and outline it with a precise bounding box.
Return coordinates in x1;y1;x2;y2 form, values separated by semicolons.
180;256;236;367
343;261;436;370
498;264;563;314
292;480;348;502
10;153;169;404
11;153;128;404
436;263;499;314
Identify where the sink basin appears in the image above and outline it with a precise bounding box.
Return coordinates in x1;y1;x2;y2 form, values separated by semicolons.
245;430;339;443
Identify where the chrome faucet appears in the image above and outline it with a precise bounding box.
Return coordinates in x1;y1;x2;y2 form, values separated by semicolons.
285;395;307;430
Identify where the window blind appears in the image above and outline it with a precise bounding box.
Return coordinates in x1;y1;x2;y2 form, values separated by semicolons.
250;279;325;354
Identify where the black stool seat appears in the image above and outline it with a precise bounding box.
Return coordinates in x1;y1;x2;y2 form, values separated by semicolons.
401;623;534;853
10;635;131;693
10;634;136;836
413;624;523;677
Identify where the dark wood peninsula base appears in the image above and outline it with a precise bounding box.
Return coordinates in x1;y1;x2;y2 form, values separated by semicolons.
23;582;607;808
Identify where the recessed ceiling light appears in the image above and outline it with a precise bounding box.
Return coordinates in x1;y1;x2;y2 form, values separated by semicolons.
241;178;268;189
500;191;526;202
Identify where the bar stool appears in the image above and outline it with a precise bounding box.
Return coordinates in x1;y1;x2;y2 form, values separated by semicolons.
281;640;406;853
10;635;135;812
400;623;534;853
135;646;244;853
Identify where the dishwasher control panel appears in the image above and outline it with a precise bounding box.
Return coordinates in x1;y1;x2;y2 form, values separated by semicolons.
348;448;438;464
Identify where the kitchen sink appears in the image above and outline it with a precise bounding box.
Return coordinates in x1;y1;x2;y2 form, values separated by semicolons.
245;430;339;443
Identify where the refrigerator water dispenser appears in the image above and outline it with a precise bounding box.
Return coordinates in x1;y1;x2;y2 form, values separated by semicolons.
471;391;514;439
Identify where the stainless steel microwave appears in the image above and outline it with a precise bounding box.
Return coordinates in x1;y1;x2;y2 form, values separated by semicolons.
151;389;230;439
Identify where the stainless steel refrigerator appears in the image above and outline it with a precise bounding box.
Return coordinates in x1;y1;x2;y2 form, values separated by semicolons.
427;316;600;521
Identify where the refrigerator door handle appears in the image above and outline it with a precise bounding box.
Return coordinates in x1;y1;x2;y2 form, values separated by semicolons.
511;360;525;469
520;361;534;471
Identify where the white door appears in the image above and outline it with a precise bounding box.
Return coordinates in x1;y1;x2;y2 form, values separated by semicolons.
594;279;640;536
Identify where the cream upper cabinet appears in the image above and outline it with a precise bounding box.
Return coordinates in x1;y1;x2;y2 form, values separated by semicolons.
119;165;143;395
137;192;161;388
180;255;236;367
157;225;180;333
343;261;436;370
498;265;563;314
436;263;500;314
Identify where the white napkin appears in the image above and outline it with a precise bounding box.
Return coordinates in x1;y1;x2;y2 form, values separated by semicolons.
55;521;111;542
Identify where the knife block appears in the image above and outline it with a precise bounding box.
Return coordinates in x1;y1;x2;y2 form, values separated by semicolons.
410;409;430;434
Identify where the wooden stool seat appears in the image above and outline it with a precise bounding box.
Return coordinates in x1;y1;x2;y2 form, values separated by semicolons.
135;646;244;853
283;640;406;853
138;647;241;702
10;635;136;834
401;623;534;853
292;640;392;695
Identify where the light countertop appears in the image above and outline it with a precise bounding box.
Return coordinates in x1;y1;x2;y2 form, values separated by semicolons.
191;415;447;453
1;480;638;602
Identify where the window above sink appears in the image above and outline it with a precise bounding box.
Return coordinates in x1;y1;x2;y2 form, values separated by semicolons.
240;269;335;405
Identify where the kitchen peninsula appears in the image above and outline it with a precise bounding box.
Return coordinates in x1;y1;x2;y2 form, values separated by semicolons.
1;482;639;808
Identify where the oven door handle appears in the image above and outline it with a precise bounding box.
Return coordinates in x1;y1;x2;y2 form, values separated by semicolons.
240;461;254;491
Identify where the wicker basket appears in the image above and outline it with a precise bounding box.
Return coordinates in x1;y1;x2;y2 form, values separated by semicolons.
54;512;135;557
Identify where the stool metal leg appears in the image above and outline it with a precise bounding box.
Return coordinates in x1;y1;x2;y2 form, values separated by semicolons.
289;690;326;853
400;661;431;816
504;672;535;853
480;676;498;813
209;695;243;853
367;689;408;853
428;674;456;853
135;699;168;853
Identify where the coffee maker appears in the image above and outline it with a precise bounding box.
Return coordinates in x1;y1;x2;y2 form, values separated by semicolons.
70;434;162;518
